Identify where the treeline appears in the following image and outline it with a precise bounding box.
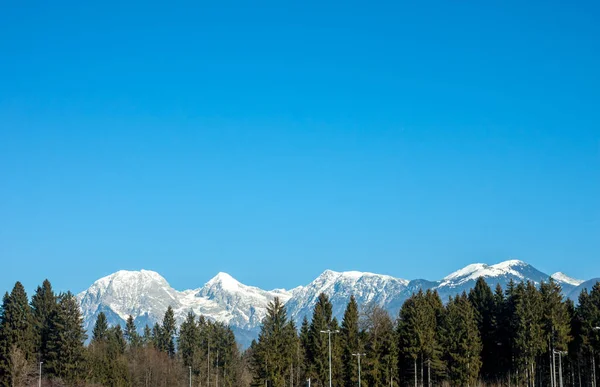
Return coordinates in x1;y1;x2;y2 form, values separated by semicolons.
0;280;241;386
1;278;599;386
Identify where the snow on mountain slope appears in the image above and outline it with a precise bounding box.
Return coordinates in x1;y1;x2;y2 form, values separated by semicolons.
78;270;292;340
77;260;596;348
437;259;550;288
551;272;584;286
285;269;409;324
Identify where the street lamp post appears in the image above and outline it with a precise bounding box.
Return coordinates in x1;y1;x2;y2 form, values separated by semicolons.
38;361;43;387
352;353;366;387
189;366;192;387
320;330;339;387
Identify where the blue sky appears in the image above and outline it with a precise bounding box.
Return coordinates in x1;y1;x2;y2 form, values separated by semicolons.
1;0;599;295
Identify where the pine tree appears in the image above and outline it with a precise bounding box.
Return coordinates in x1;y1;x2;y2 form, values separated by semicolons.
362;304;397;387
178;311;199;368
442;293;482;386
142;324;152;347
45;292;87;384
307;293;335;386
251;297;295;387
513;281;544;386
30;279;57;364
540;279;572;386
91;311;109;343
341;295;360;386
468;277;496;381
161;306;177;358
397;290;439;386
0;282;35;387
124;314;141;349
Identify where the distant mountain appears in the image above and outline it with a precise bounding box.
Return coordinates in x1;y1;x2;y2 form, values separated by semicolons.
551;272;584;286
77;260;596;348
566;278;600;302
77;270;292;345
285;270;409;325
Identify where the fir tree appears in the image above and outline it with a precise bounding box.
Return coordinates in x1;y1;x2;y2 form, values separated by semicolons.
178;311;199;368
251;297;295;387
30;279;57;364
468;277;496;381
161;305;177;358
341;295;360;386
307;293;335;386
442;293;482;386
142;324;152;347
91;311;109;343
124;314;141;349
45;292;87;384
0;282;35;387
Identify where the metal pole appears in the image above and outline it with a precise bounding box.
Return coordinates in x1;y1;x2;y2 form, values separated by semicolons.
39;362;43;387
321;330;339;387
189;366;192;387
328;332;332;387
559;352;563;387
352;353;365;387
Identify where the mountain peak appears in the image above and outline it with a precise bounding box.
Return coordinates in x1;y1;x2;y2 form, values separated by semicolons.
206;272;241;290
551;272;584;286
441;259;531;287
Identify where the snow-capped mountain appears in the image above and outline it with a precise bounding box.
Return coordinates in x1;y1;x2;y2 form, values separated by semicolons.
285;270;409;324
77;270;292;344
551;272;584;287
77;260;596;348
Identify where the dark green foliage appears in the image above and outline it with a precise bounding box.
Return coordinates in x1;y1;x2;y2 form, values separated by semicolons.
160;306;177;358
124;314;141;349
307;293;336;386
251;297;297;387
0;282;35;387
362;304;397;387
397;289;442;386
341;295;360;386
441;293;482;386
45;292;87;384
91;311;109;343
30;279;57;363
1;276;599;387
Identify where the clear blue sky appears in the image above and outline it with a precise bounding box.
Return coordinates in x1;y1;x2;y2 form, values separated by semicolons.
1;0;599;295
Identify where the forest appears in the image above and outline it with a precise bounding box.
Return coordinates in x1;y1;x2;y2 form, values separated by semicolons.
0;277;599;386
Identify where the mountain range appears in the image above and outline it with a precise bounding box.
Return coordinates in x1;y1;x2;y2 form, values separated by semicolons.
77;259;595;348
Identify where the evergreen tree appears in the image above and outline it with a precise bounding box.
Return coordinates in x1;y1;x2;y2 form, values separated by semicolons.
341;295;360;387
124;314;141;349
540;279;571;386
397;290;440;386
160;305;177;358
362;304;397;387
251;297;295;387
91;311;109;343
109;325;127;355
45;292;87;384
178;311;199;368
307;293;335;386
151;323;162;350
441;293;482;386
468;277;496;382
0;282;35;387
513;281;544;386
30;279;57;364
142;324;152;347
